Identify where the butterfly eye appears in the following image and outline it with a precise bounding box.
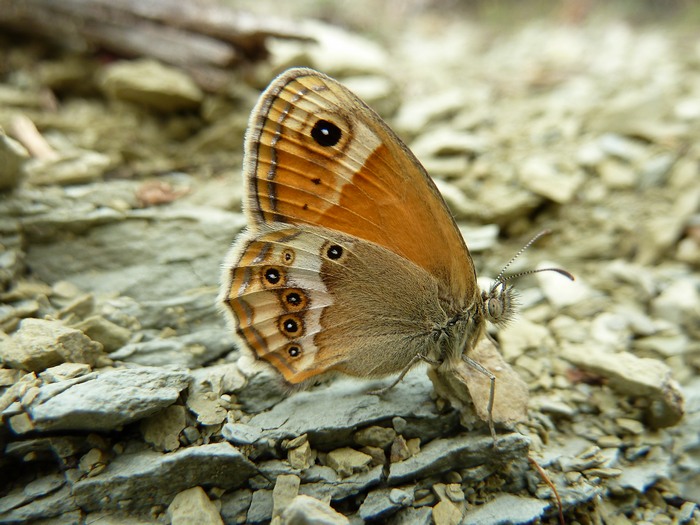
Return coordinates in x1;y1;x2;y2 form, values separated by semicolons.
483;285;515;326
311;119;341;147
486;297;503;321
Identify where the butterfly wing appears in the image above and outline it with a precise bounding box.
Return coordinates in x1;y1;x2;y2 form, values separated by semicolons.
243;67;477;304
221;224;444;385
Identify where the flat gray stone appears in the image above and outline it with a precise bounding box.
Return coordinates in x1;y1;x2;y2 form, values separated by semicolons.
113;290;228;332
220;489;253;525
23;366;190;432
462;494;548;525
388;433;529;485
72;443;256;511
4;435;87;465
0;477;53;515
388;506;432;525
359;486;414;521
0;485;76;523
254;460;299;489
224;369;459;450
299;465;384;503
617;453;672;492
24;473;65;499
560;345;684;428
258;459;379;498
25;205;241;302
110;328;231;368
247;489;273;524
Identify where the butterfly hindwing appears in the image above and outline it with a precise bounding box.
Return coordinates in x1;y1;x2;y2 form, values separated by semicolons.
221;223;446;385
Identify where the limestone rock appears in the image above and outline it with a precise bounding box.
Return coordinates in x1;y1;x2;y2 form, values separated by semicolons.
388;433;528;485
100;59;203;111
280;495;350;525
272;474;301;519
25;151;115;186
72;443;256;511
224;368;459;450
432;500;462;525
0;318;107;372
326;448;372;478
462;494;548;525
429;338;529;428
288;441;317;470
359;486;414;521
73;315;131;352
167;486;224;525
140;404;187;452
22;367;191;432
0;132;28;191
561;344;684;428
354;426;397;449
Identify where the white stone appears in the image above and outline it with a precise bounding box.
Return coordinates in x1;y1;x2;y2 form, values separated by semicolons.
518;156;584;204
167;486;223;525
281;495;349;525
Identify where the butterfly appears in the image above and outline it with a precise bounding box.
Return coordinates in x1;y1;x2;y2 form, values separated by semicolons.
219;67;570;431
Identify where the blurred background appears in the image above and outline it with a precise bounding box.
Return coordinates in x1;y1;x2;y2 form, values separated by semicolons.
1;1;699;523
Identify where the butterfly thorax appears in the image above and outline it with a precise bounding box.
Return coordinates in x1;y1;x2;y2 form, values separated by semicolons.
427;294;480;364
430;279;517;367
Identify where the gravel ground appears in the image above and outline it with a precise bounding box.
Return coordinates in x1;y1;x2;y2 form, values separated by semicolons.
0;2;699;524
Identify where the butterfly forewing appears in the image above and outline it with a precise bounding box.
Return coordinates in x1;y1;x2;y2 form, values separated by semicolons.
243;68;478;304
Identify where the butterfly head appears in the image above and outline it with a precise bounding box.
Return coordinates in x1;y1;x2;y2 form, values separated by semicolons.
482;281;517;326
480;229;574;327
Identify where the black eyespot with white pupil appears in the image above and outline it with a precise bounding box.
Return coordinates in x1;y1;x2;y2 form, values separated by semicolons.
326;244;343;260
279;314;303;337
264;267;281;285
288;345;301;357
311;119;341;147
282;249;295;264
280;288;307;312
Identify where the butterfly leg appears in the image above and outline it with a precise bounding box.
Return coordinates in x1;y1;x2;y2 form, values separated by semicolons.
368;353;438;395
463;355;498;446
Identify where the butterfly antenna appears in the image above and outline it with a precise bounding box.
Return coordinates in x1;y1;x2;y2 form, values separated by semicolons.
498;266;574;283
493;229;575;285
494;229;552;283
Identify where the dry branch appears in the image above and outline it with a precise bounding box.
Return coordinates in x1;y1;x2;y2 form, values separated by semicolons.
0;0;313;89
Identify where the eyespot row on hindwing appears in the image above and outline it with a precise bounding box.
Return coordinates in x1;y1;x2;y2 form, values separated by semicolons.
232;233;350;364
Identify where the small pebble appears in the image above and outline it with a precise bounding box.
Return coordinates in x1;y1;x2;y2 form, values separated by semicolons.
325;448;372;478
617;418;645;435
